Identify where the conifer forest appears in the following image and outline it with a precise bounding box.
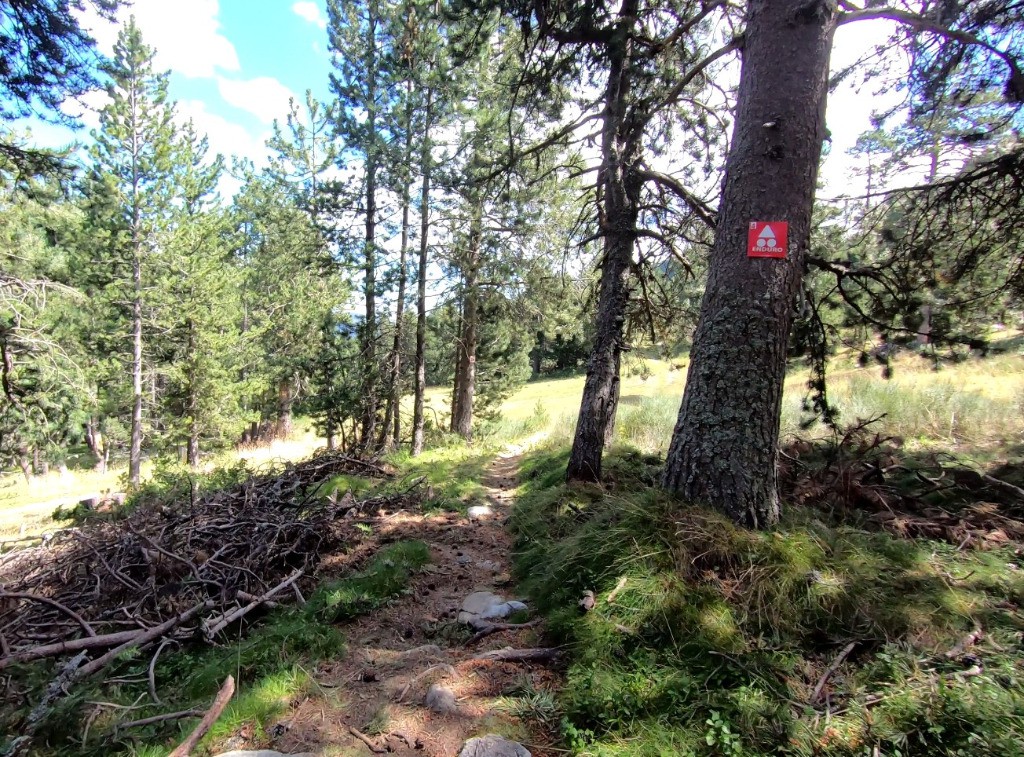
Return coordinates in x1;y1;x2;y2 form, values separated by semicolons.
1;1;1024;756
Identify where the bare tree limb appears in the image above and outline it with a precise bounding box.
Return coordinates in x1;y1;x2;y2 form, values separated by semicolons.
838;7;1024;101
0;592;96;638
168;675;235;757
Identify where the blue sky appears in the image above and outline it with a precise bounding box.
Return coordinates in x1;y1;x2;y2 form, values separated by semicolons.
19;1;898;200
24;0;335;188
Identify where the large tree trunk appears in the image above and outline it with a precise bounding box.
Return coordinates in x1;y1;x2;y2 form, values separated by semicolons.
360;0;380;449
566;6;641;483
451;207;482;441
662;0;837;528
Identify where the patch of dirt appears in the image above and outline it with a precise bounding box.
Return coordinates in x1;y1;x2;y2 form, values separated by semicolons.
257;448;562;757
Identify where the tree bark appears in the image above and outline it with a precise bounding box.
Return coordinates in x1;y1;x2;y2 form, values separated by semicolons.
566;4;641;483
17;448;32;484
276;377;294;438
85;421;106;474
662;0;837;528
360;0;381;449
531;331;544;377
128;74;144;487
411;5;437;458
381;81;415;451
451;205;482;441
129;236;143;486
411;94;432;456
186;319;200;467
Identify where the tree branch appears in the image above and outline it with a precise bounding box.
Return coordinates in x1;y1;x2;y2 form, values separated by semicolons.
838;7;1024;101
635;168;717;229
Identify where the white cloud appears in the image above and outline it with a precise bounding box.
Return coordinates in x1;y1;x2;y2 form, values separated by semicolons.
177;99;268;165
292;1;327;29
60;89;111;131
78;0;240;79
216;76;297;124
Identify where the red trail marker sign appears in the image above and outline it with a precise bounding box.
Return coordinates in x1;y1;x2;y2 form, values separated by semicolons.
747;221;788;258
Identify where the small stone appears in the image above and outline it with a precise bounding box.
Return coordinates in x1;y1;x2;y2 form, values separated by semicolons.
457;591;528;626
467;504;493;518
424;683;458;714
457;555;472;566
458;735;532;757
478;559;501;571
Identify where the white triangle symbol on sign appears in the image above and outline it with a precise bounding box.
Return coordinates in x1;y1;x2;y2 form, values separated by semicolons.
757;225;776;248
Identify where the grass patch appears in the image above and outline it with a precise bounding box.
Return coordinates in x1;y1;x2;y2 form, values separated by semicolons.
310;540;431;623
387;442;497;511
512;447;1024;756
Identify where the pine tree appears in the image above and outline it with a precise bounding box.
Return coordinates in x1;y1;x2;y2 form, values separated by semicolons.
233;169;348;442
662;0;1024;527
328;0;395;448
84;17;177;485
0;155;92;476
264;93;340;436
157;123;244;465
0;0;121;171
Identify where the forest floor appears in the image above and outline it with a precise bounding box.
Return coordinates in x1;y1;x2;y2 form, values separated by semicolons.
0;441;564;757
264;445;563;757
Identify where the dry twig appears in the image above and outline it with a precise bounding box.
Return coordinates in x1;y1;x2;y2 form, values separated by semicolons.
167;675;235;757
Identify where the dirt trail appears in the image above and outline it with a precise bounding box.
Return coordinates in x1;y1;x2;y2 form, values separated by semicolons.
264;448;560;757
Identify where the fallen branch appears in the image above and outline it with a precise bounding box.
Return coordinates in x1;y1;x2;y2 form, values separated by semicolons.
0;629;143;670
472;647;560;662
349;725;386;754
74;600;215;680
1;652;87;757
387;731;418;749
812;641;858;704
395;663;456;703
945;625;983;659
0;591;96;637
606;576;628;604
203;569;304;637
148;639;174;705
168;675;235;757
116;708;204;731
981;473;1024;502
465;619;541;646
235;590;281;609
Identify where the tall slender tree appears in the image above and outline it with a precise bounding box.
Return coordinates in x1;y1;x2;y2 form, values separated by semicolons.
328;0;394;448
410;0;445;456
158;124;243;465
486;0;732;481
85;17;176;485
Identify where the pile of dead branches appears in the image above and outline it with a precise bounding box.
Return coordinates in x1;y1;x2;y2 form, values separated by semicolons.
780;421;1024;548
0;452;419;683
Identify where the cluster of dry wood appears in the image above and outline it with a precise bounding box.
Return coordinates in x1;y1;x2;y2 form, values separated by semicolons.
0;452;416;754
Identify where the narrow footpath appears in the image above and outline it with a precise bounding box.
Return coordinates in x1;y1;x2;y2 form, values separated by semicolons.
261;448;560;757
